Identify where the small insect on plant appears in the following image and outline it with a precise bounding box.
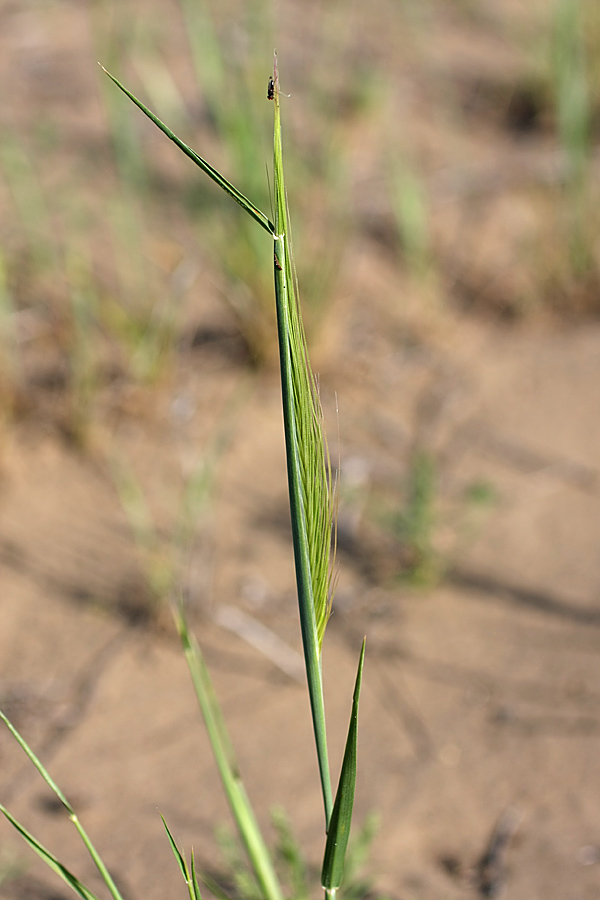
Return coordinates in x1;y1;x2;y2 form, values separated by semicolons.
0;55;367;900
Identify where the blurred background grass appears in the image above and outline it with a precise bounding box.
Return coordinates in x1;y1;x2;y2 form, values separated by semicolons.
1;0;599;462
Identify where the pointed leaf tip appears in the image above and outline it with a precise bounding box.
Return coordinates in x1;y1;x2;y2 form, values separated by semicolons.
100;66;274;235
321;640;366;892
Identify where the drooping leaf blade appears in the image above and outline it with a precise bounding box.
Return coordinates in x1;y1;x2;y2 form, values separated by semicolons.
321;639;366;896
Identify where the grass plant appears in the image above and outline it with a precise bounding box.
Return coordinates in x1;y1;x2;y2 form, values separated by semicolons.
177;0;283;364
0;845;25;890
64;246;101;446
370;450;496;590
0;129;58;275
393;450;440;588
549;0;596;286
0;249;19;421
175;0;353;363
108;383;245;617
0;129;100;439
210;809;382;900
552;0;591;200
1;56;368;900
0;90;174;435
514;0;600;312
389;156;433;284
0;2;195;434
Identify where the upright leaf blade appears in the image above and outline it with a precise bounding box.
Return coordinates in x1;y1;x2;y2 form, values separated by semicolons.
161;815;202;900
321;640;366;896
190;850;204;900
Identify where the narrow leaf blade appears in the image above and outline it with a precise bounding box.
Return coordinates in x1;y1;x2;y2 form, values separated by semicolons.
190;850;204;900
161;815;189;881
161;816;200;900
0;710;72;813
99;66;274;236
321;640;366;894
0;806;101;900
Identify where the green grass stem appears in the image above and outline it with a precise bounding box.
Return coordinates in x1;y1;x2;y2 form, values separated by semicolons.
175;611;284;900
0;711;125;900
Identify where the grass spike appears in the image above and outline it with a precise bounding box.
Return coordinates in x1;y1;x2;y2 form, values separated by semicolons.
272;70;336;652
271;54;336;826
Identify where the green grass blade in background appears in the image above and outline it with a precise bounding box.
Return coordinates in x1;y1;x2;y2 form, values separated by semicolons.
321;639;366;897
0;710;71;807
271;56;335;828
0;808;101;900
271;807;310;900
175;611;284;900
0;130;58;271
178;0;225;124
552;0;591;187
0;249;19;413
100;67;274;236
0;711;125;900
551;0;593;275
